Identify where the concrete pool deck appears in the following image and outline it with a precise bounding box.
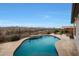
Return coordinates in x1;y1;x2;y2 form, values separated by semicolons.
0;34;79;56
50;34;79;56
55;39;79;56
0;37;29;56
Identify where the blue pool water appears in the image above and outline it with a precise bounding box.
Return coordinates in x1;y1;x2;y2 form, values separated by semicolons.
13;35;59;56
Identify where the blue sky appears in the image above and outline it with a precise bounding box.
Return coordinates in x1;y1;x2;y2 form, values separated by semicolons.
0;3;72;28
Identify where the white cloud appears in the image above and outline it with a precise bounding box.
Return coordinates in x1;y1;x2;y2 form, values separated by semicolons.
44;15;51;19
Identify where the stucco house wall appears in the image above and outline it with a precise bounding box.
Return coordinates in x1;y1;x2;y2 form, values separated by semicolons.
75;18;79;49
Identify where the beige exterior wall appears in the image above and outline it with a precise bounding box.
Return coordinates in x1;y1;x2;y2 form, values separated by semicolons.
73;23;76;38
75;18;79;49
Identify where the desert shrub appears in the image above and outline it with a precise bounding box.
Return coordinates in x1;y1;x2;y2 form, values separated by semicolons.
0;32;2;35
10;34;20;41
0;27;62;43
63;30;69;34
20;33;30;38
0;36;5;42
69;34;74;39
53;29;59;34
0;35;10;43
67;32;74;39
47;32;51;34
0;34;20;43
57;31;63;35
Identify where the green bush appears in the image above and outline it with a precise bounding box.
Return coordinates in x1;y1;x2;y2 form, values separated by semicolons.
57;31;63;35
63;30;69;34
53;29;59;34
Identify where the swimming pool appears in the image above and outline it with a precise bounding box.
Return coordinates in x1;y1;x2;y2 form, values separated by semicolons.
13;35;59;56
